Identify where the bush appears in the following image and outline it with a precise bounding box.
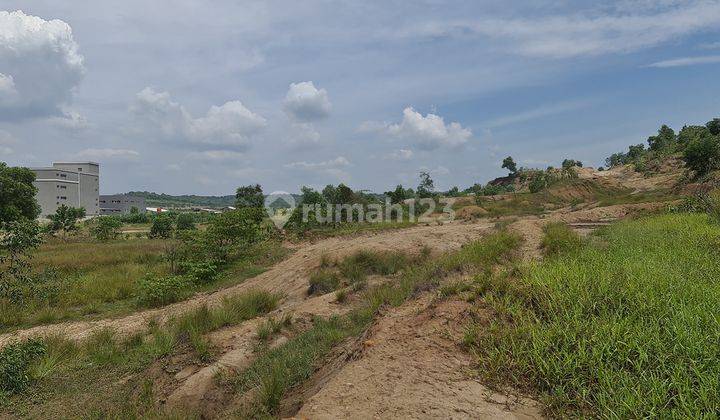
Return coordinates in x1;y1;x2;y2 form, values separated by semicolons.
541;222;583;256
149;214;174;238
92;217;123;241
179;260;219;284
176;213;196;231
0;338;46;394
684;134;720;176
136;274;191;307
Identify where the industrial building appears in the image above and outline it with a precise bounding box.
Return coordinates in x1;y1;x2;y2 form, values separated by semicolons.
30;162;100;217
99;194;146;215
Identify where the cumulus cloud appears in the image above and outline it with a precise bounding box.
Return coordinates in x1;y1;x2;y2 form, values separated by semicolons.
75;148;140;160
369;107;472;150
647;55;720;68
283;81;331;121
384;149;414;161
0;10;85;120
131;87;266;151
402;1;720;58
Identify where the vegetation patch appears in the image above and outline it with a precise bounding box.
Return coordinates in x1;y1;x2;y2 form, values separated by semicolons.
468;213;720;418
540;222;583;256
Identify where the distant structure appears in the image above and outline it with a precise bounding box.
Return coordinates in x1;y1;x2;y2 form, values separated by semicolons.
30;162;100;217
99;194;146;215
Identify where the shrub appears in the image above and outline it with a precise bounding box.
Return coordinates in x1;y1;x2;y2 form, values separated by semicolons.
92;216;123;241
149;214;174;238
48;205;86;234
0;338;46;394
175;213;196;231
179;260;219;284
541;222;583;256
684;133;720;176
136;274;191;307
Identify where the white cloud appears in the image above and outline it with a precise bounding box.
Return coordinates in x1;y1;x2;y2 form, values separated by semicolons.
384;149;414;161
698;41;720;50
483;100;593;128
131;87;266;150
647;55;720;68
374;107;472;150
283;81;331;121
188;150;245;161
0;11;85;120
403;1;720;58
75;148;140;160
50;109;89;130
284;156;350;170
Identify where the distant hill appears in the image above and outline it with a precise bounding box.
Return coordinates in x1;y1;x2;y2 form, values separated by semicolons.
126;191;236;208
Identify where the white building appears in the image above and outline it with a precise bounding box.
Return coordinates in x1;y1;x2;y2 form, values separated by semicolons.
30;162;100;217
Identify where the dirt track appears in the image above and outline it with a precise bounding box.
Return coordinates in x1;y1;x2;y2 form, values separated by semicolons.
0;220;494;348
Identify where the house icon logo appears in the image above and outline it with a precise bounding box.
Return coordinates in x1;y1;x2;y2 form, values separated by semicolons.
264;191;296;229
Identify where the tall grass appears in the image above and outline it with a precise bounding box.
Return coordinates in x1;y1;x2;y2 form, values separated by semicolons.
1;289;280;418
469;213;720;417
540;222;583;256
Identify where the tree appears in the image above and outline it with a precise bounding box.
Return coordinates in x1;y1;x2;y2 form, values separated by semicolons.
235;184;264;208
385;185;408;204
92;217;123;241
647;125;676;151
562;159;583;170
502;156;518;175
0;219;43;302
150;214;174;238
335;183;356;204
321;185;338;203
707;118;720;136
176;213;196;231
446;186;460;197
48;205;86;234
683;133;720;176
0;162;40;224
678;125;709;146
417;171;435;198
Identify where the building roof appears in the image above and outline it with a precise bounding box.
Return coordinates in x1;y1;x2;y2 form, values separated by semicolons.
53;161;100;165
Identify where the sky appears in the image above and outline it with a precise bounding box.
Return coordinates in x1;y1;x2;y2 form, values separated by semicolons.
1;0;720;195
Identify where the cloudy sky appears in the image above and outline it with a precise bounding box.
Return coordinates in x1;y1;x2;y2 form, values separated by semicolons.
1;1;720;195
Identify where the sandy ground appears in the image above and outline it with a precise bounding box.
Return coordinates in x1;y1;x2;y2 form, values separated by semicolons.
294;294;542;420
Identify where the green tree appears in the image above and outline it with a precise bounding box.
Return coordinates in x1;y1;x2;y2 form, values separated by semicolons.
176;213;196;231
647;125;676;151
706;118;720;136
677;125;709;146
335;183;356;204
683;133;720;176
92;217;123;241
502;156;518;175
0;162;40;224
235;184;264;208
0;219;43;302
321;185;338;203
562;159;583;169
150;214;174;238
48;205;86;234
417;171;435;198
385;185;408;204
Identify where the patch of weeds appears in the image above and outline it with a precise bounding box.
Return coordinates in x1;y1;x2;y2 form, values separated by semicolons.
0;338;47;395
540;222;583;256
308;270;341;296
335;289;348;303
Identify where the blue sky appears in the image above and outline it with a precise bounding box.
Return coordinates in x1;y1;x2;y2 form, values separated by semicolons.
1;0;720;195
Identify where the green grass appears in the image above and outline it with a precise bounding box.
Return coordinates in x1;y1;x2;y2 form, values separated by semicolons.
540;222;583;257
296;220;417;240
468;213;720;418
232;230;522;417
0;289;280;418
0;239;288;332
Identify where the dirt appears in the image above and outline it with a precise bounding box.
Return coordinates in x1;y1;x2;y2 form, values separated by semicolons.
0;221;494;348
293;294;542;419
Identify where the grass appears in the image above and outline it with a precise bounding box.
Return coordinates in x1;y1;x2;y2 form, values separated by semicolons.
308;247;431;296
540;222;583;256
232;230;522;417
0;238;288;332
0;289;280;418
296;220;417;240
467;213;720;418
